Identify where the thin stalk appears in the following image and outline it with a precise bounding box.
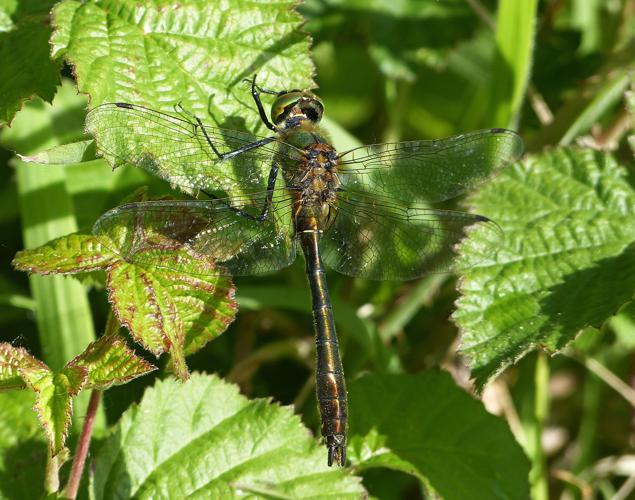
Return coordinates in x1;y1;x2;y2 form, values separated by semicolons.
62;312;118;499
529;352;549;500
63;389;101;499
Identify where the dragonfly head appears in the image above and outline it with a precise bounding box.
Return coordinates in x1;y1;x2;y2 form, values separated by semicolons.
271;90;324;128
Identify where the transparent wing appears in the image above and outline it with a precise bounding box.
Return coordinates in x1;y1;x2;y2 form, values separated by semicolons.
93;191;297;276
338;129;523;204
86;103;304;204
320;190;500;280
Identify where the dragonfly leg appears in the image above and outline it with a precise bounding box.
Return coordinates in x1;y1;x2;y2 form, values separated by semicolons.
247;74;280;132
200;161;279;222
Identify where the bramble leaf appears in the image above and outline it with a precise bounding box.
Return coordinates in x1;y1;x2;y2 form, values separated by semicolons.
454;149;635;387
51;0;314;133
67;334;156;390
106;245;236;379
91;374;364;499
348;372;530;500
12;232;118;275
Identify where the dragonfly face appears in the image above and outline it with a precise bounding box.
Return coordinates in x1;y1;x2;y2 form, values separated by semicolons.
271;90;324;129
86;75;524;467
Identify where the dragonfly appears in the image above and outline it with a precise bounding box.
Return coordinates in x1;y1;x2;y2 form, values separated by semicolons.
86;76;523;467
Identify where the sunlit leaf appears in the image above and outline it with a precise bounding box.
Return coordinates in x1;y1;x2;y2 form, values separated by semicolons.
91;374;365;499
51;0;314;132
454;149;635;387
67;334;156;390
12;232;118;275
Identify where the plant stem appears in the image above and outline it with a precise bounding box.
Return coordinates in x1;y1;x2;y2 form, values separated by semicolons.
63;311;117;499
529;352;549;500
44;449;60;493
64;389;101;499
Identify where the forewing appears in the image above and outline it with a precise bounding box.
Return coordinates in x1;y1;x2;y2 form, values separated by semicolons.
338;129;523;203
320;190;500;280
86;103;299;204
93;194;296;276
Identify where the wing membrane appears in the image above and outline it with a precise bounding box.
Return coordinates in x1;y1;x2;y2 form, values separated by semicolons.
320;190;500;280
94;194;296;276
86;103;304;204
338;129;523;203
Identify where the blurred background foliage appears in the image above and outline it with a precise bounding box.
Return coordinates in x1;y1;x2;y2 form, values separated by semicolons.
2;0;635;498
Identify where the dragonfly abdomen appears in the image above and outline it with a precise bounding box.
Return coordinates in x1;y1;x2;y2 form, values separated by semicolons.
299;227;347;466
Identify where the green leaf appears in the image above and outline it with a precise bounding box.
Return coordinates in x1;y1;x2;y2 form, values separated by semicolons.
51;0;314;131
0;391;47;500
454;149;635;387
0;343;89;456
13;232;119;275
0;343;48;391
18;140;96;165
67;334;156;390
21;364;87;456
0;0;60;124
107;245;236;379
91;374;365;499
347;372;530;500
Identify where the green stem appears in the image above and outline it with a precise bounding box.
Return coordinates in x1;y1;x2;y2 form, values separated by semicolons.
529;352;549;500
44;449;60;494
62;311;118;499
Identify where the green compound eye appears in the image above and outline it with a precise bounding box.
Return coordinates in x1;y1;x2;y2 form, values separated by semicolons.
270;91;324;125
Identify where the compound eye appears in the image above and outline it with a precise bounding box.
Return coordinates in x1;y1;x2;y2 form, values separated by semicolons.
270;92;303;124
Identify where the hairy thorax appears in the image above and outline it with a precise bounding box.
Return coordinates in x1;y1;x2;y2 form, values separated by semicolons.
279;127;340;231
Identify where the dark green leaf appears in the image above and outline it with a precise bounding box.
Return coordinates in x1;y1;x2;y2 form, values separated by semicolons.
348;372;530;500
0;0;60;124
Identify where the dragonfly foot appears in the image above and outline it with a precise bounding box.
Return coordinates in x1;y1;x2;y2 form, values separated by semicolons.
326;434;346;467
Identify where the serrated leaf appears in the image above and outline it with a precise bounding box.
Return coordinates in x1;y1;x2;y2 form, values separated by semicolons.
0;0;60;124
454;149;635;387
91;374;364;499
67;334;156;390
0;343;48;391
51;0;314;131
18;140;96;165
107;245;236;379
347;372;529;500
20;364;88;456
12;232;119;275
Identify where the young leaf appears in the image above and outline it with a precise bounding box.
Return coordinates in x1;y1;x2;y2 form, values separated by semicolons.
0;344;49;391
91;374;365;499
12;232;119;275
347;372;530;500
107;245;236;379
67;334;156;390
0;344;88;456
51;0;314;131
13;223;237;378
454;149;635;387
